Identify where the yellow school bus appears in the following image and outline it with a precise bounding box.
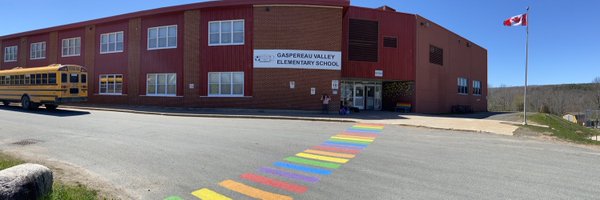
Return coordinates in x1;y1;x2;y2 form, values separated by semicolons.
0;64;88;110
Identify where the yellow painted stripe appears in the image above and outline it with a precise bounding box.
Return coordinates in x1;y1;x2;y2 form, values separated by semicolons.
331;136;374;143
353;125;384;130
305;149;355;158
336;134;376;140
296;153;349;163
219;180;293;200
191;188;232;200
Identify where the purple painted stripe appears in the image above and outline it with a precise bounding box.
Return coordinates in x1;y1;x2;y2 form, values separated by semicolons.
321;143;366;150
259;167;320;183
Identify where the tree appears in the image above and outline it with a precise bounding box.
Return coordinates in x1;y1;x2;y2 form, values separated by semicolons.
594;77;600;109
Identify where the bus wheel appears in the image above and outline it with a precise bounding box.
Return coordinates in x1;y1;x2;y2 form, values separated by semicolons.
21;96;32;110
45;104;58;110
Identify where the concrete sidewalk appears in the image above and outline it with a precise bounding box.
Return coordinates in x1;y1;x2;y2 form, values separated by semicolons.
61;104;521;136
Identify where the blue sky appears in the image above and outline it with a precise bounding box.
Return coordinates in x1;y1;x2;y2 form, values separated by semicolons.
1;0;598;87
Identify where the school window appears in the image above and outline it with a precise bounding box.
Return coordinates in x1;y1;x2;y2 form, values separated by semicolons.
208;72;244;96
30;42;46;60
4;46;18;62
383;37;398;48
100;32;124;54
62;37;81;57
146;73;176;96
473;80;482;95
430;45;443;66
209;20;244;46
99;74;123;95
148;25;177;50
458;77;468;95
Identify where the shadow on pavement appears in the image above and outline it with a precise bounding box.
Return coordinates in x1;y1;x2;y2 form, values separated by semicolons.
0;105;90;117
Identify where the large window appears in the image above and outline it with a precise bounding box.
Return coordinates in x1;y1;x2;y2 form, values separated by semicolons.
99;74;123;95
473;80;482;96
146;73;176;96
30;42;46;60
209;20;244;46
458;77;468;95
148;25;177;50
4;46;18;62
430;45;444;66
208;72;244;96
62;37;81;57
100;32;124;54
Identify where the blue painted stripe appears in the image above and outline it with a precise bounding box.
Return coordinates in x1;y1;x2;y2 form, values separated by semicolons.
274;162;333;175
321;143;365;150
325;141;369;147
345;129;381;134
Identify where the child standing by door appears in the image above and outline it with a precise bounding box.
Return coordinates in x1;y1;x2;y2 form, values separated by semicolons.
321;94;331;114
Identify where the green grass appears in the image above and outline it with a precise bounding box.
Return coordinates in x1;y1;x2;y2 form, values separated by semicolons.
527;113;600;145
0;152;99;200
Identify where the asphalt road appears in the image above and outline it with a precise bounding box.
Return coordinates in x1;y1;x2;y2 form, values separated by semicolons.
1;107;600;200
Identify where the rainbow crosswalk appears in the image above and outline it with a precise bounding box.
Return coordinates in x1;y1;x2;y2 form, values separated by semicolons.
165;123;384;200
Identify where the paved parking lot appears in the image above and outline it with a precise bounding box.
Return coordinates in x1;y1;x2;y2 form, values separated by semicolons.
2;107;600;199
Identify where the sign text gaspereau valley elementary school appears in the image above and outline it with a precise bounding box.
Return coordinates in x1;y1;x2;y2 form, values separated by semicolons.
254;50;342;70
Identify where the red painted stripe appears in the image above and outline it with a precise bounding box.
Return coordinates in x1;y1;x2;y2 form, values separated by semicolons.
312;145;361;154
341;132;380;138
240;173;308;194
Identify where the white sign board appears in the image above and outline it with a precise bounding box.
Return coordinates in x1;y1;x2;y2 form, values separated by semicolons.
331;80;339;90
289;81;296;89
254;49;341;70
375;70;384;77
311;88;316;95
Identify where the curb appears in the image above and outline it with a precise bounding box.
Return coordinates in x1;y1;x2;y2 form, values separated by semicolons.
60;106;357;123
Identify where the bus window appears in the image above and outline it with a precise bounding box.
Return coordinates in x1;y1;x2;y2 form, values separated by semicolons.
10;76;15;85
49;73;57;84
81;74;87;83
70;74;79;83
36;74;42;85
42;74;48;85
61;73;68;84
19;75;25;85
24;75;30;85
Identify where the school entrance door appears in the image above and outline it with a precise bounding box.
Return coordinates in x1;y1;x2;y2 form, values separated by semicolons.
341;81;382;110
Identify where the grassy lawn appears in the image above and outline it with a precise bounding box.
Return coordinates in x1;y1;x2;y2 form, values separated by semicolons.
0;152;98;200
526;113;600;145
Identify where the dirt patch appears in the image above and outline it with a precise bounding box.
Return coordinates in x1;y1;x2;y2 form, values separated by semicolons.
1;149;136;200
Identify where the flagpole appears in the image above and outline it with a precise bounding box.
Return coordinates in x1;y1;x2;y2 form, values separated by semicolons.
523;7;530;125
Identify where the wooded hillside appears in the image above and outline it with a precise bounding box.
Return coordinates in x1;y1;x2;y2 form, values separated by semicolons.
488;81;600;115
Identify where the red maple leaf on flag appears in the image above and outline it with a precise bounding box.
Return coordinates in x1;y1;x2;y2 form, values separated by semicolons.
512;16;521;23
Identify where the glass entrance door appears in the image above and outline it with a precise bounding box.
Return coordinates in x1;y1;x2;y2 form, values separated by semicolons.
354;84;365;110
366;86;375;110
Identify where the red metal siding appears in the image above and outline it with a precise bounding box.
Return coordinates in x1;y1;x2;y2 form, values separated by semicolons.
342;6;416;81
94;20;130;95
57;28;86;66
139;12;185;96
27;34;51;67
199;6;254;96
1;39;21;69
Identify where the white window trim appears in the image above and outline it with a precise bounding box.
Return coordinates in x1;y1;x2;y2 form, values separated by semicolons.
146;73;177;97
208;19;245;46
4;46;18;62
61;37;81;57
147;25;178;50
208;72;245;97
99;74;124;95
100;31;124;54
30;42;47;60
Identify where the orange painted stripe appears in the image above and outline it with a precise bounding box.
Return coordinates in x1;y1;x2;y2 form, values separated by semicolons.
340;132;380;138
336;134;376;140
305;149;355;158
219;180;293;200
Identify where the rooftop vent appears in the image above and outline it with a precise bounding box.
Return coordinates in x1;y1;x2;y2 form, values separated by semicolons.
376;5;396;12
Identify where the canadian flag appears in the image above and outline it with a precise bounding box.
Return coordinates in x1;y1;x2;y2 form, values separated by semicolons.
503;14;528;26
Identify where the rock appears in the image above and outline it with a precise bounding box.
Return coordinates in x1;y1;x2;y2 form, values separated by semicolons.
0;163;53;200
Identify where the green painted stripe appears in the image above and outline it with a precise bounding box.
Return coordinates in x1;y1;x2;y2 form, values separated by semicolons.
164;196;184;200
284;157;341;169
328;138;372;145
